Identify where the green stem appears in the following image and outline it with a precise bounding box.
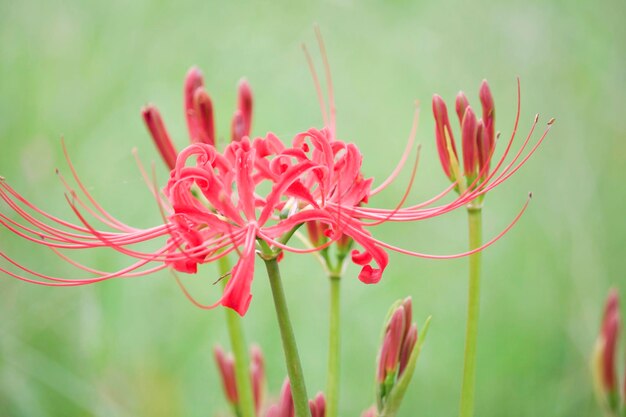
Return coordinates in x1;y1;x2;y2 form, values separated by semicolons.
218;257;256;417
459;207;482;417
326;275;341;417
263;257;312;417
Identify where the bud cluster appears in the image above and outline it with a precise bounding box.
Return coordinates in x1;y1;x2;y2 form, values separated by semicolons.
265;379;326;417
376;297;419;411
142;67;253;170
432;80;496;195
214;344;265;415
592;289;624;416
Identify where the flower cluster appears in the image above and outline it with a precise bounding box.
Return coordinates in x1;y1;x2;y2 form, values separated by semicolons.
0;54;551;317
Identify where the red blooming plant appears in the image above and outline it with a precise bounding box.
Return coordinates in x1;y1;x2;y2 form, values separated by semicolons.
0;31;552;417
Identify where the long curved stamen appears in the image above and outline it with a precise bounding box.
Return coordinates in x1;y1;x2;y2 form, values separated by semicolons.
61;138;137;232
371;106;420;196
314;26;336;136
365;144;421;226
302;44;329;128
352;194;531;259
173;269;223;310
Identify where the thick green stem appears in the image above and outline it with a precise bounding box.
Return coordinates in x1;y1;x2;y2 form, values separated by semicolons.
326;275;341;417
263;257;312;417
459;207;482;417
218;257;256;417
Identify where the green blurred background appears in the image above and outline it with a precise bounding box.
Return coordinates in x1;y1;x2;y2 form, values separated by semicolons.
1;0;624;416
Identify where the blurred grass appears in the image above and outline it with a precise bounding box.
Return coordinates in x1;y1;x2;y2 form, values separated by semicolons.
1;0;625;416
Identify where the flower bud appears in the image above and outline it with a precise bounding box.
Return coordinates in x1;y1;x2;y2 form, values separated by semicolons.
592;289;621;413
479;80;495;169
237;78;253;138
250;344;265;413
398;324;418;376
184;67;205;142
455;91;470;125
309;392;326;417
231;109;246;142
432;94;459;181
377;307;406;383
214;345;238;406
192;88;215;146
278;379;295;417
461;106;478;177
141;105;178;170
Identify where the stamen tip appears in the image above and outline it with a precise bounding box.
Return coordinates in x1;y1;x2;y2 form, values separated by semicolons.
547;117;555;126
528;191;533;199
534;114;539;123
54;168;60;175
0;175;5;181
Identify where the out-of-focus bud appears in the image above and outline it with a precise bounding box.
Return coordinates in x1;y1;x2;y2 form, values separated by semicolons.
461;107;478;177
184;67;205;142
214;345;238;406
309;392;326;417
192;88;215;146
592;288;621;415
361;405;377;417
141;105;178;171
479;80;495;171
278;379;295;417
231;109;246;142
250;344;265;413
432;95;459;181
455;91;470;125
266;379;325;417
237;78;253;137
306;221;328;247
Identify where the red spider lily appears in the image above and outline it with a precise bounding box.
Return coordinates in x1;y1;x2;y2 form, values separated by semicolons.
0;129;329;315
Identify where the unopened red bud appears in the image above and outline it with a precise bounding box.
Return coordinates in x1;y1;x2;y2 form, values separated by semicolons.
192;88;215;146
475;120;489;175
601;290;620;392
461;106;478;176
250;344;265;412
278;379;295;417
479;80;495;164
214;345;238;405
432;95;458;180
398;323;418;377
231;110;246;142
141;105;178;170
455;91;470;124
237;78;253;138
184;67;205;142
401;297;413;336
309;392;326;417
381;307;406;380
